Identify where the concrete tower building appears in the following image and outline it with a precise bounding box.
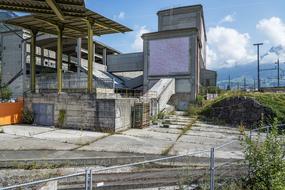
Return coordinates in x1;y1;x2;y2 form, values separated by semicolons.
142;5;212;110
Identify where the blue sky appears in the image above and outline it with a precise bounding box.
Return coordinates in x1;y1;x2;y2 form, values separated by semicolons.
89;0;285;69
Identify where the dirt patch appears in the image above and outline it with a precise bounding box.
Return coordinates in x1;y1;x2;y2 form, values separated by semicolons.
200;96;275;127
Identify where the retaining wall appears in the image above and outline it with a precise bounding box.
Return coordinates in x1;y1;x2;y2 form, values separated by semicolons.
24;93;137;132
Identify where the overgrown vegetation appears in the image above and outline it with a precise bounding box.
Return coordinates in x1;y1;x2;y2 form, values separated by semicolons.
22;109;34;124
200;86;224;96
0;72;12;101
57;109;66;128
241;123;285;190
0;86;12;101
187;95;209;116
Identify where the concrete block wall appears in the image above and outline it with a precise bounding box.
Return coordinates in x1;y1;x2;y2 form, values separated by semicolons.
24;93;137;132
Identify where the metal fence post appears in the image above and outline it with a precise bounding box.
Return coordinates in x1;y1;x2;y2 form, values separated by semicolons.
249;130;252;140
89;169;93;190
85;168;92;190
210;147;215;190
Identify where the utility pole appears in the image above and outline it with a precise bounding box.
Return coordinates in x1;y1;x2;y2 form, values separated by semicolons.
253;79;256;91
253;43;263;91
276;58;280;87
243;77;246;91
227;75;231;90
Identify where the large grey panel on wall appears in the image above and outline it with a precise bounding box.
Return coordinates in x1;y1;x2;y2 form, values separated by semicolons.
32;103;54;126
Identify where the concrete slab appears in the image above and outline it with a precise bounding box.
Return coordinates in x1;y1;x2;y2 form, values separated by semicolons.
185;130;239;140
170;141;243;159
33;129;108;145
177;135;229;146
0;136;78;151
79;134;173;155
0;134;21;142
146;127;182;135
194;122;237;131
191;126;240;135
121;129;179;142
2;125;55;137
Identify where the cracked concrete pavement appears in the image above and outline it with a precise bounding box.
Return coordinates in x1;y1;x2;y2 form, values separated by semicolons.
0;115;244;159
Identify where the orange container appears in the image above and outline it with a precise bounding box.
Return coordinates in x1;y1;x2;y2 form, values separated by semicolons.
0;100;24;126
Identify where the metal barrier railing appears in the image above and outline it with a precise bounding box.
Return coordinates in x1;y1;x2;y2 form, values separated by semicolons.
35;77;115;93
0;149;211;190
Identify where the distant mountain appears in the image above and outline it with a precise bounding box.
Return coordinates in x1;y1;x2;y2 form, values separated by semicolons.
216;45;285;89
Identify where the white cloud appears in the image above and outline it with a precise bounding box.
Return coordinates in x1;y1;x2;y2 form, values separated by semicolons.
257;17;285;47
114;11;125;20
219;14;235;24
207;26;255;69
257;17;285;63
131;26;150;52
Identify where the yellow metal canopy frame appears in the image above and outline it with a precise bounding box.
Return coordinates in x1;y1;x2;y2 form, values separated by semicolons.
0;0;132;94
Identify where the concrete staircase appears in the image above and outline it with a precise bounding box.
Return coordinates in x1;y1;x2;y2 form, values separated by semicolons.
145;78;175;115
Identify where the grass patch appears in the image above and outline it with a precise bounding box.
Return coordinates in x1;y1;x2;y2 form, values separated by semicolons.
161;144;175;156
177;117;198;140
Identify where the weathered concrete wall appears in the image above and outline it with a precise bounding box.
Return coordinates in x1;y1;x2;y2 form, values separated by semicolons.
107;52;144;72
168;93;193;111
24;93;136;132
1;32;24;98
158;7;199;31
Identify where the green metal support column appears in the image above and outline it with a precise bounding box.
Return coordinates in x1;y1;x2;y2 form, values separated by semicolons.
86;20;94;93
56;25;63;93
30;30;37;93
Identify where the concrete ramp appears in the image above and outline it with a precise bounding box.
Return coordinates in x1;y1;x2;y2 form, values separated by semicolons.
145;78;175;114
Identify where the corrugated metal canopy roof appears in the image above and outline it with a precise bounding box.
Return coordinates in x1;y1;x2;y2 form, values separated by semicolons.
1;0;132;38
0;0;86;17
4;13;132;38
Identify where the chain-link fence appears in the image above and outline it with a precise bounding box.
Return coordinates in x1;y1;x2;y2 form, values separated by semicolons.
3;125;283;190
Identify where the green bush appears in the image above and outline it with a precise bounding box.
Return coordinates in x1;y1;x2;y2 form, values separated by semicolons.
157;111;165;119
0;86;12;100
22;109;34;124
242;123;285;190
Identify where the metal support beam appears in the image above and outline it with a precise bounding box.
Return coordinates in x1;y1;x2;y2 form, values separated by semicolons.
86;20;94;93
30;30;37;93
56;25;64;93
77;38;82;80
103;48;107;65
21;40;27;94
45;0;65;21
